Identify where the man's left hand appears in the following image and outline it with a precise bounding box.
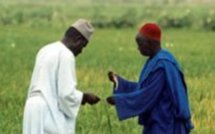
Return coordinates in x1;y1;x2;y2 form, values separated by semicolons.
106;96;115;105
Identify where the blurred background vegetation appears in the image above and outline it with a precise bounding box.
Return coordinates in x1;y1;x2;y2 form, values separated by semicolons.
0;0;215;30
0;0;215;134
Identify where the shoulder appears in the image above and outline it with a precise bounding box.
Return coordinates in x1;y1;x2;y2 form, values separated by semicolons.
37;41;61;55
157;49;177;62
156;49;181;68
152;59;178;74
57;43;75;63
36;41;75;63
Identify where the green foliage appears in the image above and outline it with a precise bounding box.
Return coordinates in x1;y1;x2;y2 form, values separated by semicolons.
112;9;138;28
92;9;138;28
0;2;215;134
202;10;215;31
0;10;24;25
0;7;53;26
0;4;215;31
158;10;192;28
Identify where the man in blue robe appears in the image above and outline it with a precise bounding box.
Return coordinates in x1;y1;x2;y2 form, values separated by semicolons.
107;23;194;134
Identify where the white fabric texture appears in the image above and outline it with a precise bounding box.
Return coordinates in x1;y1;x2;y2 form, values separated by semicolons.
23;41;83;134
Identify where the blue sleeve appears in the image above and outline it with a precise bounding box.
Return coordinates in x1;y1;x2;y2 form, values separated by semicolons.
114;69;165;120
163;62;193;131
113;76;138;94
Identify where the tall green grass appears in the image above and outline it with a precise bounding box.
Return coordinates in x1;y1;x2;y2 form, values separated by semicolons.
0;2;215;134
1;25;215;134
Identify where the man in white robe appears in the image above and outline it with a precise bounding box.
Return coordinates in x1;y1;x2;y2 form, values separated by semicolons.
23;19;100;134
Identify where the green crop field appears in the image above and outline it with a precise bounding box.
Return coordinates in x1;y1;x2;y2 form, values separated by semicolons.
0;0;215;134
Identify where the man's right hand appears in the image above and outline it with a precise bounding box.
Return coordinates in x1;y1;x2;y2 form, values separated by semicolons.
108;71;118;88
82;93;100;105
108;71;116;83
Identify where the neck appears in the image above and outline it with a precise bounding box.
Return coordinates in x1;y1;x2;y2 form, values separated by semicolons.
149;47;161;58
61;38;74;52
61;38;69;46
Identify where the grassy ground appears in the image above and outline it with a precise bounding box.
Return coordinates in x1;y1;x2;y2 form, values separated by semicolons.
0;25;215;134
0;1;215;134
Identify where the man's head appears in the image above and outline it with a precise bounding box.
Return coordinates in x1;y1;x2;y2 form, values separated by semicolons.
62;19;94;56
135;23;161;57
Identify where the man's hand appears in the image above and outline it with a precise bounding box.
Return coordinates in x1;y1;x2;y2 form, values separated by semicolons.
106;96;115;105
82;93;100;105
108;71;117;83
108;71;118;89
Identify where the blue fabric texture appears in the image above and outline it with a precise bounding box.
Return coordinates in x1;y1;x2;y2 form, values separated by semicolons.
113;49;194;134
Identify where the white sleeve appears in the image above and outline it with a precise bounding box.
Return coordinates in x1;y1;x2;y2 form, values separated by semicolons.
57;53;83;119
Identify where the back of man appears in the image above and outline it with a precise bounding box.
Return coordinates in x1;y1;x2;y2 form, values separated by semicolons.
23;19;100;134
23;41;82;134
